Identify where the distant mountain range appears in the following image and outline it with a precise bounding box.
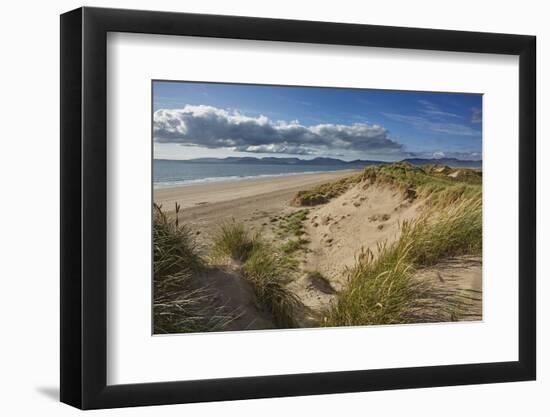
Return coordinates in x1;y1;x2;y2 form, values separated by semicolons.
157;156;482;169
175;156;387;167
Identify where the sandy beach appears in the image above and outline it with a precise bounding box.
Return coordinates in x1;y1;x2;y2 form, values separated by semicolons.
154;170;358;209
154;170;358;241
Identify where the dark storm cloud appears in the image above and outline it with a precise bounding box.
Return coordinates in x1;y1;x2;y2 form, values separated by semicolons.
153;105;403;155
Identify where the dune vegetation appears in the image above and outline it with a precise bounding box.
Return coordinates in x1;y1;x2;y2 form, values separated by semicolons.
293;162;481;208
291;162;482;326
322;197;482;326
292;174;363;206
211;221;303;327
153;205;236;334
153;163;482;333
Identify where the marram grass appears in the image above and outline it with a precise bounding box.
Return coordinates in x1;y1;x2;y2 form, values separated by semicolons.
211;220;263;262
323;194;482;327
293;162;482;208
243;248;302;328
153;204;235;334
211;221;303;327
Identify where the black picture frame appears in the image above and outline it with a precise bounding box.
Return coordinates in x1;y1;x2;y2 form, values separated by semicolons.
60;6;536;410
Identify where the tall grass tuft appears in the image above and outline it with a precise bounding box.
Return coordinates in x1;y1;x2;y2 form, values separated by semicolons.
153;204;203;275
153;204;234;334
211;221;303;327
403;197;482;266
324;242;426;326
153;270;236;334
243;248;302;327
211;221;263;262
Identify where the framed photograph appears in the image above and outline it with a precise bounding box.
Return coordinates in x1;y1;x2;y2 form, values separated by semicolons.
60;7;536;409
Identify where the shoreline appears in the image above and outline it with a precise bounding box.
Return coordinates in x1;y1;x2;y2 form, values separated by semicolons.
153;168;360;190
154;169;359;211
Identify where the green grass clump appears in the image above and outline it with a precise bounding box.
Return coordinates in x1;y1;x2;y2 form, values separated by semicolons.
293;163;481;208
153;204;234;334
211;221;303;327
359;163;481;206
281;238;310;254
404;198;482;266
212;221;262;262
278;209;310;236
293;175;361;206
323;197;481;327
243;248;302;327
153;204;203;277
324;242;426;326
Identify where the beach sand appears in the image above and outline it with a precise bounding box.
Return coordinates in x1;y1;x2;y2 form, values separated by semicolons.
154;170;358;209
154;170;357;242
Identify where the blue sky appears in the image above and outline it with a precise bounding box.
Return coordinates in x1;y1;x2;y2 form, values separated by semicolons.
153;81;482;162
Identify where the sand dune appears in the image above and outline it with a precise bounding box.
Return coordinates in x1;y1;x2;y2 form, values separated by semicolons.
154;168;482;330
287;181;481;319
301;184;422;285
286;183;424;315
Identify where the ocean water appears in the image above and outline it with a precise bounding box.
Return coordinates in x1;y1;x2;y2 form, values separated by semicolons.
153;159;357;188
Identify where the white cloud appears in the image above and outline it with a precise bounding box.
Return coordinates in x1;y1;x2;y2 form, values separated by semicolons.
154;105;403;155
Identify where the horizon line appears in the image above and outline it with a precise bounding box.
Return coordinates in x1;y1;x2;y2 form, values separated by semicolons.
153;156;482;162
